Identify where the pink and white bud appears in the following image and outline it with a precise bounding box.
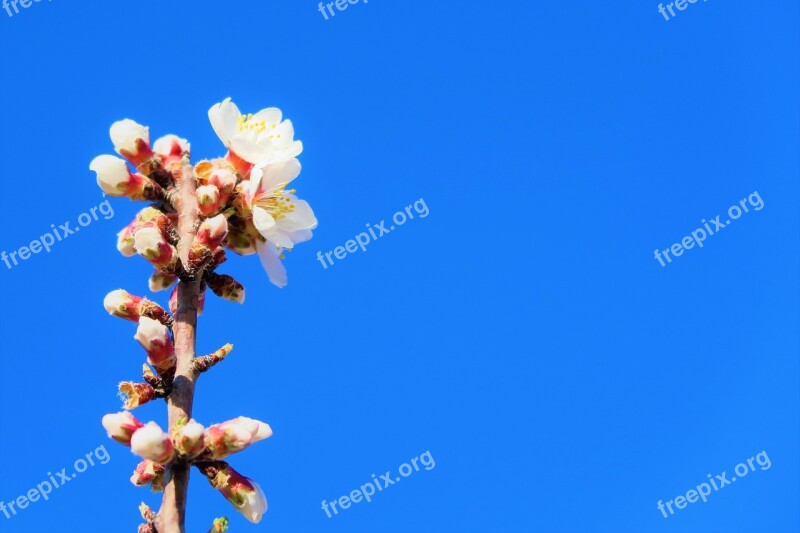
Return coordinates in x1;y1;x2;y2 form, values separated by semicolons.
134;227;177;270
209;168;238;205
204;417;272;460
102;411;145;446
149;272;177;293
134;317;175;371
117;221;138;257
117;207;171;257
175;419;206;458
198;184;221;216
153;134;190;159
103;289;171;326
90;155;159;200
188;215;229;271
201;463;267;524
111;119;155;167
131;422;175;464
131;460;166;492
207;274;245;304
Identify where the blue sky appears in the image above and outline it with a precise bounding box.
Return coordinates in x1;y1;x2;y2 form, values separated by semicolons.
0;1;798;532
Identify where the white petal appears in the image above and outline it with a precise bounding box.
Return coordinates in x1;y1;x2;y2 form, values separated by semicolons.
280;198;317;232
208;98;240;147
257;242;287;288
252;207;277;236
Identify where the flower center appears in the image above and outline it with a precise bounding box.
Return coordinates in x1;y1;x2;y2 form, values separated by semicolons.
237;114;267;134
255;185;297;221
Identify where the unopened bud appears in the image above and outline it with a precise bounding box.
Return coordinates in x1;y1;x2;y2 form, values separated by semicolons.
131;422;175;464
187;215;228;271
111;119;155;167
149;272;177;293
175;419;206;458
131;460;166;492
198;185;221;216
134;317;175;372
199;462;267;524
134;227;178;270
204;417;272;460
103;289;171;326
90;155;162;201
207;274;245;304
102;411;145;446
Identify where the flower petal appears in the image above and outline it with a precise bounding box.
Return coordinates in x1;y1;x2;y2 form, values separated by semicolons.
257;242;287;288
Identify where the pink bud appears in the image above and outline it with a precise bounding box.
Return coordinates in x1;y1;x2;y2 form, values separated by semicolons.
175;419;206;458
134;227;177;270
102;411;145;446
131;422;175;464
134;317;175;371
104;289;171;326
90;155;159;200
201;463;267;524
110;119;155;167
198;185;221;217
196;215;229;249
153;134;190;160
209;168;238;205
204;417;272;459
149;272;177;293
131;460;166;492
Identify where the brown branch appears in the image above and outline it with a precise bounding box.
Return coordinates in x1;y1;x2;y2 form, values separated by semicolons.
157;153;200;533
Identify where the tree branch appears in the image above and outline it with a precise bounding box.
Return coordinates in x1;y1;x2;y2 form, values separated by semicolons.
157;153;200;533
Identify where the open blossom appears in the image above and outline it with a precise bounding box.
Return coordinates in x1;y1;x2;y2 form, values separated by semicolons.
204;417;272;459
134;317;175;371
208;98;302;166
102;411;145;446
110;119;155;167
202;463;267;524
131;422;175;464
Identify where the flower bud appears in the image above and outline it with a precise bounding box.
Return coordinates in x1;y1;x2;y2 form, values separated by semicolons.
102;411;145;446
149;272;177;293
209;168;238;205
174;419;206;458
153;134;190;159
207;274;245;304
131;422;175;464
111;119;155;167
134;227;178;270
210;517;229;533
131;460;166;492
104;289;172;326
198;185;221;217
90;155;161;201
199;462;267;524
134;317;175;371
119;382;157;410
188;215;229;271
204;417;272;460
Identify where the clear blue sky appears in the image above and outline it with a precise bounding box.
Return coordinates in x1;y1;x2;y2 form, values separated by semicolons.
0;1;798;532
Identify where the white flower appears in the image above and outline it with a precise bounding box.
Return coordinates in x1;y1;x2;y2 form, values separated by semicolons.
153;134;190;157
248;158;317;250
208;98;302;164
130;422;175;463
